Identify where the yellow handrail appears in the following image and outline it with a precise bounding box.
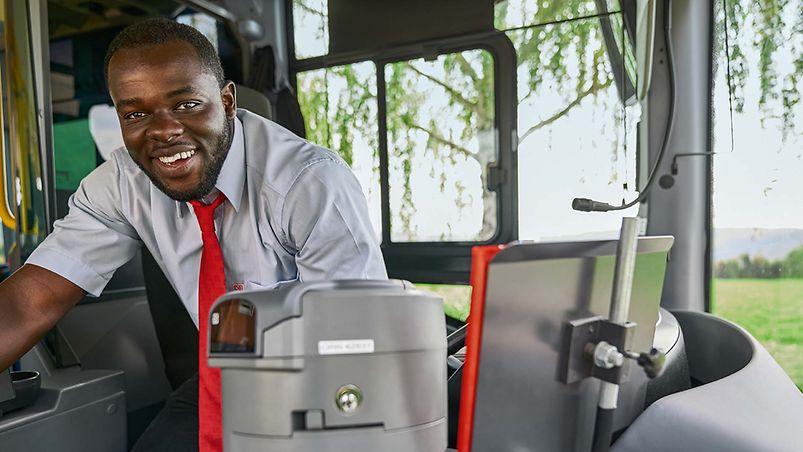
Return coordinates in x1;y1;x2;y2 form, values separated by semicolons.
0;64;17;230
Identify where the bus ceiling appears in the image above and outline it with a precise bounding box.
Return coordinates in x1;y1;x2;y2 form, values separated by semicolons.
45;0;241;39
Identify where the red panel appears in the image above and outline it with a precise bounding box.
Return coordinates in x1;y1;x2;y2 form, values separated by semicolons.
456;244;505;452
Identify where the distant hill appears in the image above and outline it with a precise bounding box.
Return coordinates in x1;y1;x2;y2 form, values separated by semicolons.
538;227;803;263
713;228;803;262
538;228;803;262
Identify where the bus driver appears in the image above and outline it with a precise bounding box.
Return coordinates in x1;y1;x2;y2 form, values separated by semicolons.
0;18;386;452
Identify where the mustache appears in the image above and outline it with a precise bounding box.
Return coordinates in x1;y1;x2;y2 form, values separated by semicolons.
151;140;195;150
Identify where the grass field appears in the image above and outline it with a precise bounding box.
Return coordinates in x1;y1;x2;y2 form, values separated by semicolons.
418;284;472;322
711;278;803;389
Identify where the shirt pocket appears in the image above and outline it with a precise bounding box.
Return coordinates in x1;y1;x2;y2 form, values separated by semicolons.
245;278;298;291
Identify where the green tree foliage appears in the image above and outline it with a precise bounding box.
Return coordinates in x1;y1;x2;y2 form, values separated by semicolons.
716;245;803;278
784;246;803;276
720;0;802;138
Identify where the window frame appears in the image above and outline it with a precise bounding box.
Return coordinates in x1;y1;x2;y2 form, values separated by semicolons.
290;30;518;284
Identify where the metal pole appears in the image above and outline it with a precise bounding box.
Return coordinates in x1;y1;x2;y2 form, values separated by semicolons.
592;217;641;452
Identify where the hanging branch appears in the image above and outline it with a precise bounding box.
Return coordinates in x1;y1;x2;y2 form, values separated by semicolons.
402;63;479;113
454;53;481;85
409;124;475;159
295;1;325;18
518;77;614;144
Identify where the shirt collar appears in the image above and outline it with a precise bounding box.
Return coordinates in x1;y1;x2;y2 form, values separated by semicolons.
213;116;245;212
175;116;245;216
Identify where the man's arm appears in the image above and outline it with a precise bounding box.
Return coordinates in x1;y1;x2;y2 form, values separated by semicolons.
0;264;86;370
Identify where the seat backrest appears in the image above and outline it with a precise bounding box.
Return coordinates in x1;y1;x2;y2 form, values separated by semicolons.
247;45;307;138
235;84;272;119
141;248;198;390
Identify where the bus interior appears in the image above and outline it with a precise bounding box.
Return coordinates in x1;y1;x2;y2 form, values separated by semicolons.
0;0;801;450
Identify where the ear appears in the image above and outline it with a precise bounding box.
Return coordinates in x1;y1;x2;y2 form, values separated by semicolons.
221;81;237;119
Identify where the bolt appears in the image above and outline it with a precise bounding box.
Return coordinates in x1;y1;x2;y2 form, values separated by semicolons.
593;341;624;369
335;384;362;414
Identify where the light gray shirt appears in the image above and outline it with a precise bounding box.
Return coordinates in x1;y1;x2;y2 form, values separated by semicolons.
28;109;387;327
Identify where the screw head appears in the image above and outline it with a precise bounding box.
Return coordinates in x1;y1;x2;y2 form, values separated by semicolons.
336;384;362;414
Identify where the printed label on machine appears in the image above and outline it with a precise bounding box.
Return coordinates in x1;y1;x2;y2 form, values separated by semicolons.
318;339;375;355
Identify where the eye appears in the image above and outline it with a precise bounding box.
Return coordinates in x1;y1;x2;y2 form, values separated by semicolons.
123;111;147;120
176;101;201;111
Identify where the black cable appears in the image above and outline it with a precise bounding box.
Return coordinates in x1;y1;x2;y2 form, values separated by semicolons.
621;9;630;200
592;406;616;452
722;0;735;152
573;0;676;213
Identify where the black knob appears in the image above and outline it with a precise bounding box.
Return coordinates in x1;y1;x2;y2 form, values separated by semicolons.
636;348;666;379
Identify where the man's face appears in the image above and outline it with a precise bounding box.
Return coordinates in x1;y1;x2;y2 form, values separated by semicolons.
107;40;236;201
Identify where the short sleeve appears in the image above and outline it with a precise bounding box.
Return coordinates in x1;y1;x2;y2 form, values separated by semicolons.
26;159;142;296
282;160;387;281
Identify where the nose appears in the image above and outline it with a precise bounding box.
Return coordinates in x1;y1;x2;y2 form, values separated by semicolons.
146;110;184;143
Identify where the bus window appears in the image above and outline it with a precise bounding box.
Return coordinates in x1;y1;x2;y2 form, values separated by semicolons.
291;0;328;59
499;3;641;242
494;0;614;30
710;0;803;388
296;48;506;247
386;49;497;242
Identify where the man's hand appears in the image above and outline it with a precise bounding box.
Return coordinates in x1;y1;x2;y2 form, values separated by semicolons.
0;264;86;369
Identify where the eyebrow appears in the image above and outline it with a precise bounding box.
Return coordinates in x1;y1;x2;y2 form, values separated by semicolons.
115;97;143;109
115;86;202;110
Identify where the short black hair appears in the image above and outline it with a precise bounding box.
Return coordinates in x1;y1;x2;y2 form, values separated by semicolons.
104;17;225;87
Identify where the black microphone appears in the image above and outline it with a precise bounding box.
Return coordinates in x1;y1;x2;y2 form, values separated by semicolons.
572;198;617;212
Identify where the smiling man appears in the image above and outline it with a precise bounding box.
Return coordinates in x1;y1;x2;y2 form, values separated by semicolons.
109;36;233;203
0;18;386;452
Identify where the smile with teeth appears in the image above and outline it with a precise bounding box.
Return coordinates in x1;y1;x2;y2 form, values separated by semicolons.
158;149;195;165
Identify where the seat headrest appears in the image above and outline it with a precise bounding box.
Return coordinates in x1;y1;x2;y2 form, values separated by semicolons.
235;84;272;120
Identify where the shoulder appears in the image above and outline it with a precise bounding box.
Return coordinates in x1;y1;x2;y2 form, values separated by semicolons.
76;148;128;193
238;109;350;198
74;147;154;211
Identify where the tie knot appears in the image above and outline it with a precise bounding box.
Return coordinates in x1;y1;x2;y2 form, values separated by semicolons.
190;193;226;232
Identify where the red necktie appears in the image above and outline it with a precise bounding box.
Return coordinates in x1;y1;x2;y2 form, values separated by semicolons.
190;193;227;452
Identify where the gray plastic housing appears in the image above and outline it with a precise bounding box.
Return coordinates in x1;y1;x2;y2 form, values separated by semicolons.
612;311;803;452
0;370;13;407
0;369;126;451
208;280;447;452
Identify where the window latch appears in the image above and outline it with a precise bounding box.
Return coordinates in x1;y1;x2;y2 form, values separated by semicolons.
486;163;506;191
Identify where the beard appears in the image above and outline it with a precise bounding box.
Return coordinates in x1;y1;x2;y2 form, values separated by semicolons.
139;117;234;202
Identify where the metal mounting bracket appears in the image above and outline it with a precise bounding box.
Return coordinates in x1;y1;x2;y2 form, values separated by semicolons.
558;316;636;385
